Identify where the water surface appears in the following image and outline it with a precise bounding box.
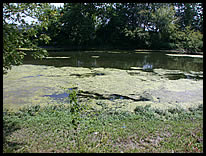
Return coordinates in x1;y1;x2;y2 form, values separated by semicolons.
4;50;202;111
23;51;203;72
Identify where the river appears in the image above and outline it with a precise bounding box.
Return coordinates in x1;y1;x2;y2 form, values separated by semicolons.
3;50;203;112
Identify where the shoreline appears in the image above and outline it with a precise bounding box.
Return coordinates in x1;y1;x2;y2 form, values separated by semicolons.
16;47;203;55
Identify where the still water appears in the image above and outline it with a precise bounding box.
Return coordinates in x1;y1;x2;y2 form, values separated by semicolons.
23;51;203;72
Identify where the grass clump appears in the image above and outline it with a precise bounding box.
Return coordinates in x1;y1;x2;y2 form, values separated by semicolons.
3;89;203;153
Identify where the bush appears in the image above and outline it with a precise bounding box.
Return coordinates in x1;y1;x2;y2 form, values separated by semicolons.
176;26;203;53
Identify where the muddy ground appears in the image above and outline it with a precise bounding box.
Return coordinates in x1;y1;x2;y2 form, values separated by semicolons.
3;65;203;112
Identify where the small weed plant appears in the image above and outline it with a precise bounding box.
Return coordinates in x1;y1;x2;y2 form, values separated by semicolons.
3;87;203;153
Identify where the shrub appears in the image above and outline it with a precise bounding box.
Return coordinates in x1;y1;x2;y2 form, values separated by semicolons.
176;26;203;53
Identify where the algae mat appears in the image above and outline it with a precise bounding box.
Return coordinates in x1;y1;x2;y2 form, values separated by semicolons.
3;65;203;112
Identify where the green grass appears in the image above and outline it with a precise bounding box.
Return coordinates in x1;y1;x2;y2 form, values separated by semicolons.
3;103;203;153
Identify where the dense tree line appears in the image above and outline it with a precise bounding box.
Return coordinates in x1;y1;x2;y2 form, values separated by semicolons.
45;3;203;52
3;3;203;74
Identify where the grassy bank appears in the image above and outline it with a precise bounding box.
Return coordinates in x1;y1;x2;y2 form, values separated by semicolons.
3;102;203;153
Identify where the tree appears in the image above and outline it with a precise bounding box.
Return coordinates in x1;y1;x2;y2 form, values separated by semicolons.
174;3;203;32
36;4;62;46
60;3;96;48
147;4;179;49
176;26;203;53
151;5;177;38
27;3;202;52
3;3;52;74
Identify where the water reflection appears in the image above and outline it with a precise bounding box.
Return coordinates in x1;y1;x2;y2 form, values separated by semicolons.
77;60;83;67
22;51;203;72
91;58;97;67
142;64;153;71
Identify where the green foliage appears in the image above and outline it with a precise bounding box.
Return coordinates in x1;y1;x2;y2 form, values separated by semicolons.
175;3;203;32
37;5;63;46
3;102;203;153
176;26;203;53
60;3;95;47
3;3;52;74
3;3;203;72
151;5;176;35
48;3;202;51
124;27;150;48
60;87;93;129
134;104;203;121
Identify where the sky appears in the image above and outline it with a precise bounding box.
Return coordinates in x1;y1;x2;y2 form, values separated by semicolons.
50;3;64;8
23;3;64;24
5;3;65;25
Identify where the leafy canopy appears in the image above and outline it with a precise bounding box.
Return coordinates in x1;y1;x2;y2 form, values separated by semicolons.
3;3;52;74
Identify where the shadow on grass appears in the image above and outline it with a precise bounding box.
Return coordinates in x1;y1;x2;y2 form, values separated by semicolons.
3;113;26;153
3;141;26;153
